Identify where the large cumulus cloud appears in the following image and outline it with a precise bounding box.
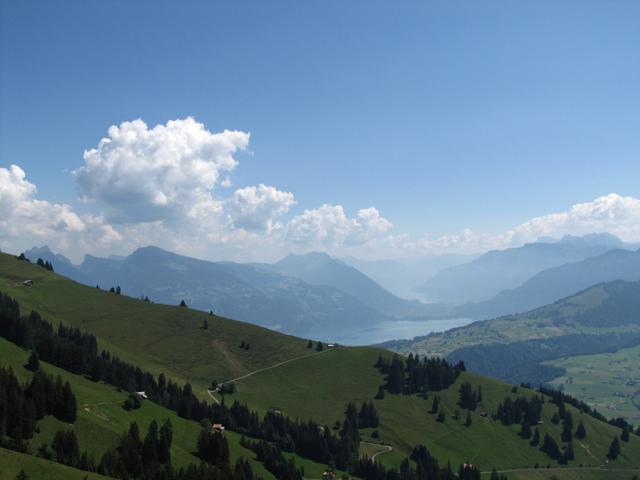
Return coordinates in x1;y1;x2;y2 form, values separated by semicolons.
74;117;249;223
5;117;640;262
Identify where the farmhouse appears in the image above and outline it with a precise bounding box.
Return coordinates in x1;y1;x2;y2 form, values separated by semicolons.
134;391;148;400
22;280;33;287
212;423;225;433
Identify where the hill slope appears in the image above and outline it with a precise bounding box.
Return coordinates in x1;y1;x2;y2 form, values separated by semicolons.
3;252;640;478
24;246;387;339
388;280;640;418
0;251;309;392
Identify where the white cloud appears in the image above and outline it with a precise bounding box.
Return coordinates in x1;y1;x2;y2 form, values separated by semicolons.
286;204;393;250
227;184;295;231
74;117;249;223
0;165;120;259
502;193;640;245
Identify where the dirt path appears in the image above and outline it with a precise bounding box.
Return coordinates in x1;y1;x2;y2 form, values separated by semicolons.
361;441;393;461
207;348;333;403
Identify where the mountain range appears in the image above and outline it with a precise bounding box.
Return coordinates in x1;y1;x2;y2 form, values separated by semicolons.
462;247;640;318
25;245;444;339
419;233;633;304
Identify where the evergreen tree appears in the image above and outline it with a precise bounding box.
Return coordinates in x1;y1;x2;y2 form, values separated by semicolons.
315;341;324;351
561;411;573;442
430;395;440;414
26;350;40;371
307;340;313;349
608;436;621;460
575;421;586;439
179;299;187;307
465;411;472;427
203;319;208;330
520;420;532;439
437;410;446;423
622;425;630;442
374;385;385;400
15;470;28;480
540;434;561;460
115;286;121;295
531;427;541;446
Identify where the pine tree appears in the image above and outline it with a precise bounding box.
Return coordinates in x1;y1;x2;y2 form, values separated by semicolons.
115;286;121;295
465;411;472;427
520;420;532;439
179;299;187;307
26;350;40;371
307;340;313;349
531;427;541;446
561;411;573;442
607;436;621;460
315;341;324;351
430;395;440;414
575;421;586;439
203;319;208;330
374;385;385;400
15;470;28;480
622;425;630;442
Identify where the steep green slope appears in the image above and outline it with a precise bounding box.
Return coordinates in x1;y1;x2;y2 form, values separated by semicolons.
0;337;274;478
0;252;308;394
3;252;640;479
0;447;111;480
228;347;640;474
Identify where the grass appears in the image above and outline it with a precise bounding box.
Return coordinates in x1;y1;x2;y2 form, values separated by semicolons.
0;252;308;397
0;446;111;480
545;344;640;422
3;253;640;479
502;467;640;480
0;337;335;479
227;347;640;473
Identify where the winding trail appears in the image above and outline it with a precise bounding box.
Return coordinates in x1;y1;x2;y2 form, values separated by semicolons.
361;441;393;461
206;347;332;404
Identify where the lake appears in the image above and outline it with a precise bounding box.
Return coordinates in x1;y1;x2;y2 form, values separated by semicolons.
326;317;474;346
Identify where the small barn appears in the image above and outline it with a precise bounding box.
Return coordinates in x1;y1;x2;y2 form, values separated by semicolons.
212;423;225;433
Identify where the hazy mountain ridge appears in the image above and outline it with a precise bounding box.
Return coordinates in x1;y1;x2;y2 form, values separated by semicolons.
462;247;640;318
419;233;632;304
25;245;390;338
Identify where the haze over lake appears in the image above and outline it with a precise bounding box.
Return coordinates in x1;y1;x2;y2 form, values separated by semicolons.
327;318;474;346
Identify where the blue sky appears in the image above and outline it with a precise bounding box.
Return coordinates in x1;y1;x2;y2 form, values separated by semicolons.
1;1;640;261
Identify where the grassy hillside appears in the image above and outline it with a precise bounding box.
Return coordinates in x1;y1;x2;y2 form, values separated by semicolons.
228;347;640;474
0;336;341;480
0;252;308;395
0;447;111;480
3;252;640;479
0;337;269;477
387;283;640;358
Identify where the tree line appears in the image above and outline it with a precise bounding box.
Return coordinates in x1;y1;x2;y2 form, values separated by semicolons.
0;366;77;451
375;353;465;396
0;291;378;474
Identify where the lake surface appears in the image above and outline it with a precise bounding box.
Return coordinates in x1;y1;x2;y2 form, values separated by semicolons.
327;317;474;346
